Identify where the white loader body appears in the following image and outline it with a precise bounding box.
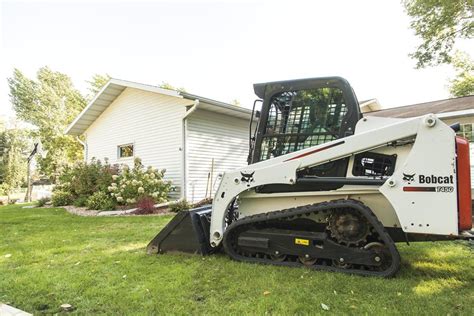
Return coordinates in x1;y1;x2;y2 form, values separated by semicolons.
210;114;460;247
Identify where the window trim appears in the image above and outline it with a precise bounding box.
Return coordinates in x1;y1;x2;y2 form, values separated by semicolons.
117;143;134;159
457;123;474;142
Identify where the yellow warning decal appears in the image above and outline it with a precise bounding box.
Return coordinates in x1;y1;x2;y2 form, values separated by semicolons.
295;238;309;246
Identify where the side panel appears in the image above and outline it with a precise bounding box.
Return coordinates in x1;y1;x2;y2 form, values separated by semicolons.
380;118;458;235
186;110;249;202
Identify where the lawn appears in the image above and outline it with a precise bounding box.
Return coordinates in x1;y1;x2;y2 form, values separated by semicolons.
0;205;473;315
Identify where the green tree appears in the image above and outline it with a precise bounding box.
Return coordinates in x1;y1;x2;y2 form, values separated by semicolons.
0;128;31;200
449;51;474;97
86;73;111;100
8;67;87;180
231;99;241;106
403;0;473;68
159;81;187;92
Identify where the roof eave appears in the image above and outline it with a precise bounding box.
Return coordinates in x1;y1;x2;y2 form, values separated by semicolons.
179;92;252;116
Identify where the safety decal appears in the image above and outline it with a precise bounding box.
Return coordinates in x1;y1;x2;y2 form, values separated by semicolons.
295;238;309;246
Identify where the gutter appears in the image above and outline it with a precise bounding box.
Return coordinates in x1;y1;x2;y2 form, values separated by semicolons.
180;91;252;116
181;99;200;200
183;98;200;119
436;109;474;119
76;136;87;161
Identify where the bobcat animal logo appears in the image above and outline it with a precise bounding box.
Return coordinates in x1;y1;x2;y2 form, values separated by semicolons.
403;173;416;182
240;171;255;183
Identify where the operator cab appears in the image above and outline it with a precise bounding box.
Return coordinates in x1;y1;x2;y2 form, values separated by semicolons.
248;77;362;192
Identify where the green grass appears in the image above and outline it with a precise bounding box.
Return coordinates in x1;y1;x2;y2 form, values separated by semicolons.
1;204;473;315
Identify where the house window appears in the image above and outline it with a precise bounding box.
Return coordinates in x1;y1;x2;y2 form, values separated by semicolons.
118;144;134;158
457;124;474;142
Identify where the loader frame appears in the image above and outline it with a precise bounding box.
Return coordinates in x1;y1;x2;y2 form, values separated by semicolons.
209;114;460;247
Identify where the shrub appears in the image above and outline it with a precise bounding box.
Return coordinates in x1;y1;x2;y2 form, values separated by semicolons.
135;196;156;214
169;199;192;213
52;191;73;206
54;158;119;201
111;158;171;206
86;191;116;211
36;197;50;207
53;157;171;208
73;195;89;207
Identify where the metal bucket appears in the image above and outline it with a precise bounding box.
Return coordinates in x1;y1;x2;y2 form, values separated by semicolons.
147;206;214;255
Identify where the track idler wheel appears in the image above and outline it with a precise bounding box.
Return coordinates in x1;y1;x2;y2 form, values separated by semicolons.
364;242;392;270
270;252;287;262
298;254;318;266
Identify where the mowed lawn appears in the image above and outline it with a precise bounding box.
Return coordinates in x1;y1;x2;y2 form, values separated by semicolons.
1;205;473;315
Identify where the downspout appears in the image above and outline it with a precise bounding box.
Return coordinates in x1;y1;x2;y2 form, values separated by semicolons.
76;136;87;162
182;99;200;201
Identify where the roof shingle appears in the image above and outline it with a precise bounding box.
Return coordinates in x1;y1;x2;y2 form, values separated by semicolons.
365;95;474;118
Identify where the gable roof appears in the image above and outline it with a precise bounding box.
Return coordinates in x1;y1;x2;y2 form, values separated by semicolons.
65;78;252;136
365;95;474;118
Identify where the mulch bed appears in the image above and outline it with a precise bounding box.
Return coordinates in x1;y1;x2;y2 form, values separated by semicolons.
42;197;213;217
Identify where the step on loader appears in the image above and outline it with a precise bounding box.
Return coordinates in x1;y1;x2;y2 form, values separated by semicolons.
147;77;473;277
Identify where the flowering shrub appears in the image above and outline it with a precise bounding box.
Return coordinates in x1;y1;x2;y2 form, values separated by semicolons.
52;190;73;206
86;191;116;211
54;158;119;199
110;158;171;205
53;157;171;208
72;195;89;207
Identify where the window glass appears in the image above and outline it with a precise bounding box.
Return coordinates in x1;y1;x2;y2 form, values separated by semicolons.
457;124;474;142
259;87;348;161
118;144;134;158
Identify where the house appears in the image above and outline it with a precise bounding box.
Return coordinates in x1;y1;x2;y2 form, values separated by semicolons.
66;79;253;202
365;95;474;188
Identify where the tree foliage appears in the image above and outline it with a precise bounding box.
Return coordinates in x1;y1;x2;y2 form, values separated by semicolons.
449;51;474;97
8;67;87;179
0;128;31;197
403;0;473;68
86;73;111;100
231;99;241;106
159;81;187;92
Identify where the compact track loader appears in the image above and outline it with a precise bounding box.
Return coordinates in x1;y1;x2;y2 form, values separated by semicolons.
148;77;473;277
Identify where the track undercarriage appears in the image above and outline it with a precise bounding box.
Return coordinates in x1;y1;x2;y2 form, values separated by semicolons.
223;199;401;277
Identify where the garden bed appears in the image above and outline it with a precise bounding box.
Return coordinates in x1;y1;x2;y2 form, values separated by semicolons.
41;202;177;217
49;157;175;214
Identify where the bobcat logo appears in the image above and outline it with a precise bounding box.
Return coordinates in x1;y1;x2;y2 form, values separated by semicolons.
403;173;416;182
240;171;255;184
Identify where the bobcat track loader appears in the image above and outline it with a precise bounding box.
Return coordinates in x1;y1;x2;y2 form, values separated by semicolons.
148;77;473;277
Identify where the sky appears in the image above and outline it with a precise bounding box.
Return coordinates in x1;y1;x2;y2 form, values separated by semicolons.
1;0;472;118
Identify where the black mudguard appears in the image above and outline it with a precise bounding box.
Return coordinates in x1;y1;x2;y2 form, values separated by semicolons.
146;206;214;255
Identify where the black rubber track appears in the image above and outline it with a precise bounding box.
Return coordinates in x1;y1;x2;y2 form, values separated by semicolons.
222;199;401;278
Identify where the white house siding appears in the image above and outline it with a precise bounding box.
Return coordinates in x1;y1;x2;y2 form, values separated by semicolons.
84;87;192;198
186;109;250;202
